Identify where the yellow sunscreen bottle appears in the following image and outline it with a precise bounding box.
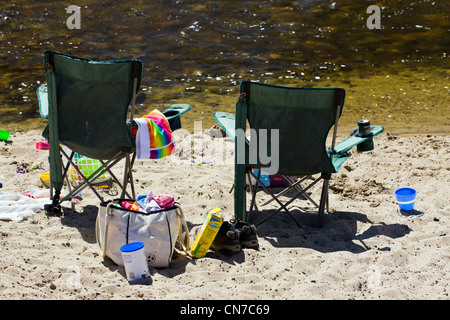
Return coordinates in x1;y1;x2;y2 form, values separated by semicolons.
190;208;223;258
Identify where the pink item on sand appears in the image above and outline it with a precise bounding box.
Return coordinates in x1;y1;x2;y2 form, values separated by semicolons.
36;141;49;150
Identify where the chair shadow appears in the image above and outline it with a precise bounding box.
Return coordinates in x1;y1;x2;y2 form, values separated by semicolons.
59;204;99;244
54;202;412;276
56;182;122;242
250;208;412;254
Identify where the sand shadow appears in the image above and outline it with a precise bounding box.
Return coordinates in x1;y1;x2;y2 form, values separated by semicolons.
398;208;424;217
250;208;411;254
59;204;99;244
99;255;152;285
53;207;249;278
155;248;247;279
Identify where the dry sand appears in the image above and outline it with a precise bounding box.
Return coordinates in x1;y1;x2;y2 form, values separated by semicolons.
0;128;448;300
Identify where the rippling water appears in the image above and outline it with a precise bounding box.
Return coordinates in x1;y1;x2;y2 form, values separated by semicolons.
0;0;448;134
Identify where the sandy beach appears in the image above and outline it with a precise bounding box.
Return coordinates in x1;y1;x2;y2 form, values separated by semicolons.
0;127;448;300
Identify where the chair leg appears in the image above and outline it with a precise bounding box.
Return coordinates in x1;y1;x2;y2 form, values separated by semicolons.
317;173;331;227
121;154;133;199
59;156;107;203
246;170;260;222
129;153;136;199
122;153;136;199
234;164;247;221
59;148;106;203
45;185;62;215
285;175;319;208
248;170;304;228
246;171;259;211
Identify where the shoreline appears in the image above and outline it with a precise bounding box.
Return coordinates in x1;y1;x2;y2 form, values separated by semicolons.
2;121;449;138
0;129;449;300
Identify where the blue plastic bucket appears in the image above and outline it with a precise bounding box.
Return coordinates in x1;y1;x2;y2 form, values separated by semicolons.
120;242;149;281
394;187;417;211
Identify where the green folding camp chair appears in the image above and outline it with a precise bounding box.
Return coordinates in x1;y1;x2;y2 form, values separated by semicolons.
214;81;384;227
38;50;191;214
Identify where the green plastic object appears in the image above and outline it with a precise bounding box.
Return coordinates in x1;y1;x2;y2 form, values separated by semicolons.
0;130;11;141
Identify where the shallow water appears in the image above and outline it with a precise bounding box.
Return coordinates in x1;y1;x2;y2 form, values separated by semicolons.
0;0;448;135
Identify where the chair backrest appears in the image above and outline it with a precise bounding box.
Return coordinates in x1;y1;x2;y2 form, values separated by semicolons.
44;50;142;160
237;81;345;176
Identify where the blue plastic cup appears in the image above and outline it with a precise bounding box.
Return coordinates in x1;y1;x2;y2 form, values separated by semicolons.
394;187;417;211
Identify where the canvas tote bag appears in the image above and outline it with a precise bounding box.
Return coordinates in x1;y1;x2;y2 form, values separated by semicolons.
96;199;190;268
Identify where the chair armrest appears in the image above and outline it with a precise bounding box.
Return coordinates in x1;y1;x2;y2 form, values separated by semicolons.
37;85;48;119
334;125;384;153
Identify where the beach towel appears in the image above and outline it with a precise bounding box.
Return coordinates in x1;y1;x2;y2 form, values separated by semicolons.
0;193;50;222
134;109;175;159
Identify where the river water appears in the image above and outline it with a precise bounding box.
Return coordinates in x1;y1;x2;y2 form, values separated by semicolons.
0;0;448;135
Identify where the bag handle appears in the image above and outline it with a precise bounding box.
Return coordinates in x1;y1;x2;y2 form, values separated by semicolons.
96;202;115;258
174;204;191;255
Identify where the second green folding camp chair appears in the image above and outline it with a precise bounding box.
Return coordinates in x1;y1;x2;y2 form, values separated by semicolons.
214;81;384;227
38;50;190;214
